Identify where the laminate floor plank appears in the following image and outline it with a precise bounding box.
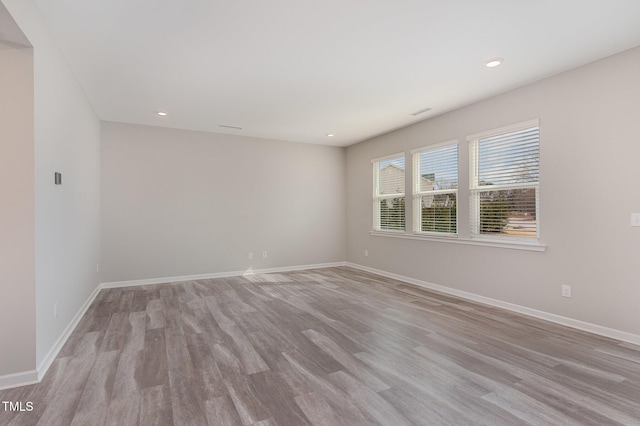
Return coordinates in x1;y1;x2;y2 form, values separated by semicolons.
311;323;366;355
2;266;639;425
249;370;311;425
205;298;270;373
482;381;589;426
378;385;515;426
212;343;272;425
512;377;633;426
203;395;243;426
294;391;346;426
35;391;83;426
3;357;70;425
353;350;509;424
70;350;119;426
281;351;373;426
140;328;168;389
164;327;208;425
140;385;173;426
100;312;129;352
327;370;412;426
145;298;165;330
35;331;103;425
103;396;140;426
302;329;390;392
185;333;227;399
131;288;151;313
3;387;37;426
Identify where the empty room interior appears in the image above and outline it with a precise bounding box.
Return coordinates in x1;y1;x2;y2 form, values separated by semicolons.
2;0;640;424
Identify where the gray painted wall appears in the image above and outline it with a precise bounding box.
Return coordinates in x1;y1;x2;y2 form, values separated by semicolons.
3;0;101;372
0;34;35;377
2;0;638;385
101;122;346;283
346;46;640;336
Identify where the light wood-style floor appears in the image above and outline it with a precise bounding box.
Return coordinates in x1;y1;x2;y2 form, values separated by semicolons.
1;266;639;425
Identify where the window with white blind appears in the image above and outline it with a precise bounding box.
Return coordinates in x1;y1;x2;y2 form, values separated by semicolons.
412;142;458;235
469;120;540;239
373;154;406;231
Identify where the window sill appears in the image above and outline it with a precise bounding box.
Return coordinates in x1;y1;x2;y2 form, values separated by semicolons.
369;230;547;252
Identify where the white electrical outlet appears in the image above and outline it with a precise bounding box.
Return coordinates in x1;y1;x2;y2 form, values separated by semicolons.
364;249;368;257
248;252;253;260
53;302;58;319
561;285;572;298
262;251;268;258
631;213;640;227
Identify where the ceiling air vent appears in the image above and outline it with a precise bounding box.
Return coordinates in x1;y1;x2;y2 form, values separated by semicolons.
411;107;432;117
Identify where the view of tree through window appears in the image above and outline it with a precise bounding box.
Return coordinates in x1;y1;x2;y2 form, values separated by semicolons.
372;121;539;241
470;123;539;238
379;197;405;231
413;143;458;234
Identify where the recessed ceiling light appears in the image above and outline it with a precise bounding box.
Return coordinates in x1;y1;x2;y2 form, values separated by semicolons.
327;134;335;137
485;58;503;68
156;111;168;116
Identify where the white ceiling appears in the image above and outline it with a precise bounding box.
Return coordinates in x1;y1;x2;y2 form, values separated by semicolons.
33;0;640;147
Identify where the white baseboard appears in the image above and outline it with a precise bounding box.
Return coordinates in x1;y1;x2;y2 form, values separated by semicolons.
36;284;103;381
2;262;345;391
346;262;640;346
15;260;635;392
0;370;38;391
100;261;348;289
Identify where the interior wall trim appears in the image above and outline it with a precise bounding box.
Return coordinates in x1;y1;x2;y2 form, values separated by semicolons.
0;370;38;392
27;261;348;391
18;259;636;392
346;262;640;346
36;284;103;382
100;262;348;289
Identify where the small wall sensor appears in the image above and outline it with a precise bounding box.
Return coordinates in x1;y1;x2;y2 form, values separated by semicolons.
54;172;62;185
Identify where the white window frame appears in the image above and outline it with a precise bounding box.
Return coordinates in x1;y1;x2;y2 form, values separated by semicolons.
372;153;406;232
468;119;540;242
411;141;458;236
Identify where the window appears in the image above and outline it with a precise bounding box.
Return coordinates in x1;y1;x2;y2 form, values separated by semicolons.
469;120;540;239
412;142;458;235
373;154;406;231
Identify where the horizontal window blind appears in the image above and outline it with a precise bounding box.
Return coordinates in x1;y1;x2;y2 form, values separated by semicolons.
373;156;406;231
378;197;406;231
470;123;539;239
477;188;537;237
413;143;458;234
476;126;539;186
417;193;457;233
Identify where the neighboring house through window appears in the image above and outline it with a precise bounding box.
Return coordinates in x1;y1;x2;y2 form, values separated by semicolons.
371;119;540;246
373;154;406;231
